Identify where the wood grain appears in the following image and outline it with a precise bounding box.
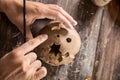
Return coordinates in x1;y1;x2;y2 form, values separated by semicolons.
93;0;120;80
0;0;120;80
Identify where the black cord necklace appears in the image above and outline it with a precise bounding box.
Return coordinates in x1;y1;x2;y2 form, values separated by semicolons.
23;0;26;42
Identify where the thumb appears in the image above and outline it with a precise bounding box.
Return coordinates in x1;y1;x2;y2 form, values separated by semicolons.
16;25;33;41
26;28;33;41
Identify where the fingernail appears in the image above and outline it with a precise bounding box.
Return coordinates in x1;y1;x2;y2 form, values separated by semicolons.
73;20;78;26
68;24;74;30
41;34;48;39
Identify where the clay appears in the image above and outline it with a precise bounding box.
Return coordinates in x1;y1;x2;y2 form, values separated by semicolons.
92;0;112;7
34;21;81;66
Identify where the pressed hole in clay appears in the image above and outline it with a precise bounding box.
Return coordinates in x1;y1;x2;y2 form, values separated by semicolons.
64;52;69;57
49;43;61;56
66;38;71;43
57;34;60;37
58;56;63;62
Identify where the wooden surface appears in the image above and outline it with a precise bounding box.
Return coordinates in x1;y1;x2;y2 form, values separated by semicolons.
0;0;120;80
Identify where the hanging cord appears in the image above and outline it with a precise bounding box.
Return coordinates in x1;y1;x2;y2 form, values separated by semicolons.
23;0;26;42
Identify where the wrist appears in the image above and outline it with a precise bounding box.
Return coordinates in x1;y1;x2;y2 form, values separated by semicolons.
0;0;9;12
0;0;6;12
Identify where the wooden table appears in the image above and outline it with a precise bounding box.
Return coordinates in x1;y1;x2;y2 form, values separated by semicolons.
0;0;120;80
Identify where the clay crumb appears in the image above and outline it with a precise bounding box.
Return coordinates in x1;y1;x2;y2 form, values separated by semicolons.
51;26;60;31
85;77;92;80
58;78;65;80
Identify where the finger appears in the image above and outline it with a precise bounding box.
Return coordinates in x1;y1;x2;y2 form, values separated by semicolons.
25;52;37;64
26;60;42;80
35;67;47;80
16;26;33;41
13;34;48;55
30;60;42;71
48;5;77;26
26;28;33;41
45;9;74;29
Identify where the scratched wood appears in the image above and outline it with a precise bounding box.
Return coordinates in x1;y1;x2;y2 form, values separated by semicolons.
92;0;120;80
0;0;120;80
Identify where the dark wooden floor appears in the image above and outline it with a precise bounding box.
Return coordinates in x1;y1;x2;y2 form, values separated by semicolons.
0;0;120;80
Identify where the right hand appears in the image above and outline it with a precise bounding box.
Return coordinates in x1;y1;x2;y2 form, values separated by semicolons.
0;34;48;80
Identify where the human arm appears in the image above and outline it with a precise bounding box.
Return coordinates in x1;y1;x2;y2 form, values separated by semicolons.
0;34;48;80
0;0;77;40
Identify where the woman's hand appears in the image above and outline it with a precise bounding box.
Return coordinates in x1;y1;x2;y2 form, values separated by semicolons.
0;0;77;40
0;34;48;80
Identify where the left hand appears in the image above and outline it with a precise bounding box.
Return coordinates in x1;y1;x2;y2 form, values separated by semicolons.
0;0;77;40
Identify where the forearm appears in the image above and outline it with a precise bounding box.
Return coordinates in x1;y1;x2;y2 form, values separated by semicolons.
0;0;7;12
0;0;21;13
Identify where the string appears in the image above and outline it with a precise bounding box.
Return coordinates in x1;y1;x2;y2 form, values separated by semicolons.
23;0;26;42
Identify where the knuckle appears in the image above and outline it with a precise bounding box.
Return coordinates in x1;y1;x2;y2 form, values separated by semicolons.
54;5;59;8
35;4;45;16
55;12;61;17
37;35;42;41
27;35;44;46
11;50;18;54
56;5;62;10
20;61;28;72
58;7;63;12
53;4;63;11
35;60;42;66
30;52;37;59
22;70;27;76
35;5;40;12
27;40;35;46
19;59;24;66
25;71;30;77
10;50;21;58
